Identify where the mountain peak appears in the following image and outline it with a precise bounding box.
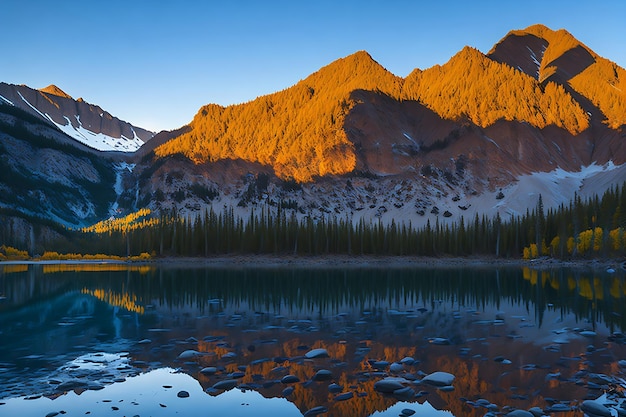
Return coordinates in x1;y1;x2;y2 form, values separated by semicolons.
39;84;72;99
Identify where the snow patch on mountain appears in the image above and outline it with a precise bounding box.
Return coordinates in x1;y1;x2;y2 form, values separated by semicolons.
16;91;144;152
17;91;48;119
49;115;144;152
0;94;14;105
488;162;622;219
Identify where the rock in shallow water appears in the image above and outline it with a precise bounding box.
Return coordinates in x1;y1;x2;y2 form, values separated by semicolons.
281;375;300;384
313;370;332;381
303;406;328;416
506;410;534;417
212;379;238;391
580;400;612;417
305;348;329;359
328;383;343;393
334;392;353;401
421;371;455;387
177;390;190;398
389;362;404;373
177;350;201;360
373;378;406;393
200;367;217;375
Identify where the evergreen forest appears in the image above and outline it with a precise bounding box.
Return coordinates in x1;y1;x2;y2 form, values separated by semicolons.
2;182;626;261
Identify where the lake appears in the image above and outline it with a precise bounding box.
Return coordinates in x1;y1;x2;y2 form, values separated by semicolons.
1;263;625;417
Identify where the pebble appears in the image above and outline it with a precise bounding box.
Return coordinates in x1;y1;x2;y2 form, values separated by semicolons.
177;390;189;398
400;409;416;416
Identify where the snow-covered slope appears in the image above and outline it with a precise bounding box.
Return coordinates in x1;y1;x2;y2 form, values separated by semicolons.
0;83;153;152
51;115;144;152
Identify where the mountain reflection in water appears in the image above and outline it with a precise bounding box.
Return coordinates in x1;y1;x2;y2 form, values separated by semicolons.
1;264;625;417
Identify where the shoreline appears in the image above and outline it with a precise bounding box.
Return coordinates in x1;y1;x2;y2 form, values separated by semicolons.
1;255;623;271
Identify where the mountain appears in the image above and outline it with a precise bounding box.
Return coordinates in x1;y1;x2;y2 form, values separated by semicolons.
0;83;154;152
0;104;122;229
143;24;625;227
488;24;626;129
2;24;626;238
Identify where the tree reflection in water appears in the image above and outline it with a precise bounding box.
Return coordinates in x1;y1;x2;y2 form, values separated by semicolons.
1;264;625;417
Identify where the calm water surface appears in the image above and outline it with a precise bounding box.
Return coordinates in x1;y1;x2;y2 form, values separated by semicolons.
1;263;626;417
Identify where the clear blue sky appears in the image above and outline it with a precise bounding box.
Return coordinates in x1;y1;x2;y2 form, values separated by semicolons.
3;0;625;132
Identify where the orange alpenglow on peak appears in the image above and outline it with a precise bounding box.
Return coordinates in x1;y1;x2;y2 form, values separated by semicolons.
155;24;625;182
155;50;403;182
39;84;73;99
489;24;626;128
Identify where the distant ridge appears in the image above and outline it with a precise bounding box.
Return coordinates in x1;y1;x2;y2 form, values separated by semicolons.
0;82;154;152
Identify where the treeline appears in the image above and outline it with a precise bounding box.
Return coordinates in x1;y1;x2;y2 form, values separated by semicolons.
2;181;626;259
524;183;626;259
12;181;616;259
